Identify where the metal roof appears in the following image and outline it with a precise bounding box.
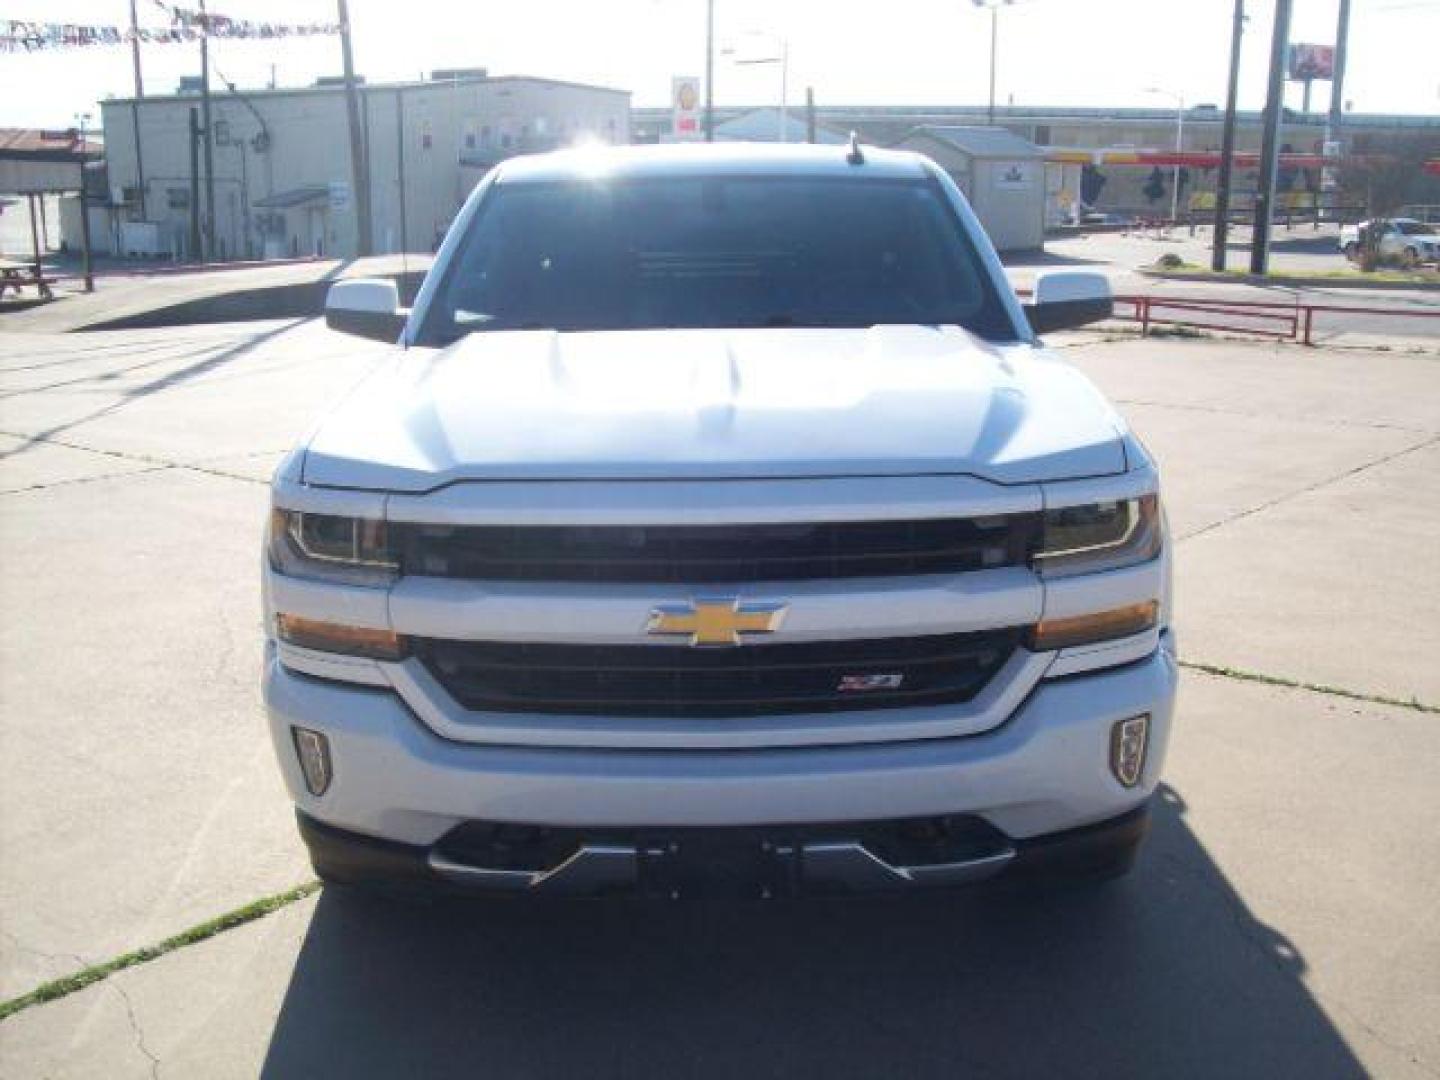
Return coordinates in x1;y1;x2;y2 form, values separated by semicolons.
900;126;1042;159
712;108;848;145
0;128;103;162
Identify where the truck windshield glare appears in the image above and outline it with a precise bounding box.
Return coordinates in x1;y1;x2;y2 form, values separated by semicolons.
418;176;1017;344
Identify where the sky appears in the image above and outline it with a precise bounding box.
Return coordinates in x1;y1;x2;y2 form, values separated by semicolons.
2;0;1438;132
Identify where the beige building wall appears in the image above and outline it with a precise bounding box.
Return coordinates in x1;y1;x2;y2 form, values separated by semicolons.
101;75;630;261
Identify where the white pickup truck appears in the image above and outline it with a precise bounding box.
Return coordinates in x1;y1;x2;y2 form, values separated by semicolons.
263;142;1176;898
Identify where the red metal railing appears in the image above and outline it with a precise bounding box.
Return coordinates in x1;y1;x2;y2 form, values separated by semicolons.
1017;287;1440;345
1117;295;1299;340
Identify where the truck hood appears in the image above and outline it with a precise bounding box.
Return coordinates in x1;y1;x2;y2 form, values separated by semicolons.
301;326;1128;491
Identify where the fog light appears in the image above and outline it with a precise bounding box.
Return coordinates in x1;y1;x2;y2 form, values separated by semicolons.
1110;714;1150;788
292;727;333;796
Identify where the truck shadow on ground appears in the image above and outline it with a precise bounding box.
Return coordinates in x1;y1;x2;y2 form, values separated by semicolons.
261;784;1363;1079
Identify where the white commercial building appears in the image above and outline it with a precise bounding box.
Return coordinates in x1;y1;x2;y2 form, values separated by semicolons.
893;127;1046;253
100;71;630;261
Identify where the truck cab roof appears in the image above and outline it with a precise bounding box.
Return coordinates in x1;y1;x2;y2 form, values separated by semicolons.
491;141;934;183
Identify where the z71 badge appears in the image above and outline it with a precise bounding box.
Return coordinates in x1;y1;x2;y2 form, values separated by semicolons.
837;673;905;692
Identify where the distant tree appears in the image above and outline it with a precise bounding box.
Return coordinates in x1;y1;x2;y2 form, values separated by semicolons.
1142;167;1165;204
1277;143;1298;193
1339;131;1440;216
1080;164;1107;206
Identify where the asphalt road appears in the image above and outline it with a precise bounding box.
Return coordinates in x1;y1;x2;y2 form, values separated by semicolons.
1;320;1437;1078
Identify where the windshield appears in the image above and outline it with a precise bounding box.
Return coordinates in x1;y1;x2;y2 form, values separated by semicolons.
416;175;1018;344
1395;221;1436;236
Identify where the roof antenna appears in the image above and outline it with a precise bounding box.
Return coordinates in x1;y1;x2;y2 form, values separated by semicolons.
846;131;865;166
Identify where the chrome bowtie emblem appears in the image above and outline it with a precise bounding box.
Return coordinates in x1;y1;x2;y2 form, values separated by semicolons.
646;598;787;646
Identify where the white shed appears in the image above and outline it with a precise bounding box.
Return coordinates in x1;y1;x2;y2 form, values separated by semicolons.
894;126;1045;253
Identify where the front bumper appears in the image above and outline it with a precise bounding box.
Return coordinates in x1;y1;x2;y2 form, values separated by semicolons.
264;632;1177;854
296;801;1153;897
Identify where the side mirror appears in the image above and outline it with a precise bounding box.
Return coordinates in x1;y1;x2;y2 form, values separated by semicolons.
1025;271;1114;334
324;279;406;343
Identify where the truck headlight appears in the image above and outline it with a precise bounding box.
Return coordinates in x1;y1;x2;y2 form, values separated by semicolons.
1033;493;1162;577
268;509;398;587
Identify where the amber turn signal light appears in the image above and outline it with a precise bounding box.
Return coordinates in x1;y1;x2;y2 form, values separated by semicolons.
277;614;407;660
1027;600;1159;652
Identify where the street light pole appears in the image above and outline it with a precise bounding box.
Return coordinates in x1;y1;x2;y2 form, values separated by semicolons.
1171;98;1184;224
779;39;789;142
704;0;715;142
973;0;1013;127
988;7;997;125
727;35;790;142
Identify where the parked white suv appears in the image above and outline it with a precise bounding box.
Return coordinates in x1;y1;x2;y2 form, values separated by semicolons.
1340;217;1440;266
264;143;1175;897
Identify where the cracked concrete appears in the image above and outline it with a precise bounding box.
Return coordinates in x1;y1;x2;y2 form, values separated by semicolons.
1176;432;1440;543
112;983;160;1080
2;323;1438;1077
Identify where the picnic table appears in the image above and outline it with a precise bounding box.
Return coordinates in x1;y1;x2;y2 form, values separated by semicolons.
0;257;53;299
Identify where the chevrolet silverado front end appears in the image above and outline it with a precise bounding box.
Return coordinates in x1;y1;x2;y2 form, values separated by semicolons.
263;143;1176;897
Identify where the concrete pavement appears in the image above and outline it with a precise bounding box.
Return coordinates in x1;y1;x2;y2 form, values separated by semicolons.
1065;337;1440;703
0;321;391;1001
0;255;431;336
1;320;1437;1077
4;672;1436;1079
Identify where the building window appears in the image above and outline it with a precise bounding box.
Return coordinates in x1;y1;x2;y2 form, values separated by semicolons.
480;125;492;145
464;131;476;150
534;117;548;136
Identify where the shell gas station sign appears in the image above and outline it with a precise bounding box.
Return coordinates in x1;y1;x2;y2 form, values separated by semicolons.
672;76;702;141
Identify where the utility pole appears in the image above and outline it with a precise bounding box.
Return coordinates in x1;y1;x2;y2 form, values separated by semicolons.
188;107;202;261
338;0;373;256
395;90;408;257
128;0;147;220
1211;0;1245;271
1249;0;1292;275
1322;0;1351;221
75;114;94;292
704;0;715;142
198;0;216;260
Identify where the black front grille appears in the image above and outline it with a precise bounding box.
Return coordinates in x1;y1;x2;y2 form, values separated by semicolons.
396;516;1041;583
413;629;1023;717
